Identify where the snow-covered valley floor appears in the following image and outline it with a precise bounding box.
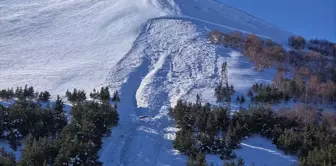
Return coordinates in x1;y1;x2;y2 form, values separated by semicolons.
1;0;297;165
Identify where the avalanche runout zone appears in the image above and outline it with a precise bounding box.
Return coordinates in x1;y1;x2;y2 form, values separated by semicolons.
101;19;219;166
101;13;293;165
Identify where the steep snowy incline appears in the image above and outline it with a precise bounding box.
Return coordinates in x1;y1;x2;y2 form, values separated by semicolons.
101;18;215;166
0;0;176;96
0;0;292;96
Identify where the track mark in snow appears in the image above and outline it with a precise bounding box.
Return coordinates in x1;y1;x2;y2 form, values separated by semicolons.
137;126;159;135
241;143;296;161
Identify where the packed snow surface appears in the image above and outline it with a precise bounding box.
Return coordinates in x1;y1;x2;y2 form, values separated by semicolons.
1;0;295;165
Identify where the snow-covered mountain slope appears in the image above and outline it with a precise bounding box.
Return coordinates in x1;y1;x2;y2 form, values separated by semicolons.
0;0;177;95
0;0;291;97
1;0;296;165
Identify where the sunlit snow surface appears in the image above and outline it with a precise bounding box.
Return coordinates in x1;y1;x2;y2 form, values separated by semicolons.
1;0;295;165
0;0;176;96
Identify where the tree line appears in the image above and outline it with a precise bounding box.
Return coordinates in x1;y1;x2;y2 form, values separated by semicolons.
272;70;336;104
209;30;335;84
209;30;336;105
0;96;67;151
66;87;120;104
289;36;336;57
247;83;290;104
170;98;336;166
245;72;335;107
0;86;120;166
210;31;288;69
0;85;50;102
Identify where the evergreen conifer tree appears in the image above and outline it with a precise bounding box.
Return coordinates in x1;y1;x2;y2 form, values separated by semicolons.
100;87;110;102
112;90;120;102
240;96;245;104
195;151;207;166
38;91;51;102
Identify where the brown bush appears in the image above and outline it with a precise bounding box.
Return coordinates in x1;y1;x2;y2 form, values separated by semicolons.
210;30;222;43
305;51;322;61
322;112;336;133
293;104;320;125
265;39;279;47
288;35;306;49
223;31;244;48
263;45;287;62
298;66;311;77
277;104;320;125
244;34;263;58
308;39;336;57
244;34;288;68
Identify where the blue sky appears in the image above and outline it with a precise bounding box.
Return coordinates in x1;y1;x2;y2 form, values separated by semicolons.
220;0;336;42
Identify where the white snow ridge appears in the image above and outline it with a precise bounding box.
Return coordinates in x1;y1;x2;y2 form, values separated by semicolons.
1;0;296;165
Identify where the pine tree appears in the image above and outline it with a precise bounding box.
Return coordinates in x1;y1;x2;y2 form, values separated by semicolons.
112;90;120;102
77;90;86;102
100;87;110;102
34;92;39;99
90;88;99;100
225;123;234;148
173;129;195;155
215;62;234;106
66;89;71;98
237;157;245;166
240;95;245;104
54;95;64;113
20;138;46;166
221;62;229;89
215;84;225;102
222;62;232;107
15;87;24;99
236;96;240;103
38;91;51;102
196;94;201;105
66;89;86;103
220;147;236;160
0;148;16;165
187;155;195;166
22;85;35;99
53;95;67;134
247;90;253;98
195;151;206;166
8;88;14;99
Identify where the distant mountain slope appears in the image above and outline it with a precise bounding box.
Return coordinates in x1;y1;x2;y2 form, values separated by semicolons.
175;0;292;42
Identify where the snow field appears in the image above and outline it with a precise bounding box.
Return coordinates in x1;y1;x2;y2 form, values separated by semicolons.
0;0;175;97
